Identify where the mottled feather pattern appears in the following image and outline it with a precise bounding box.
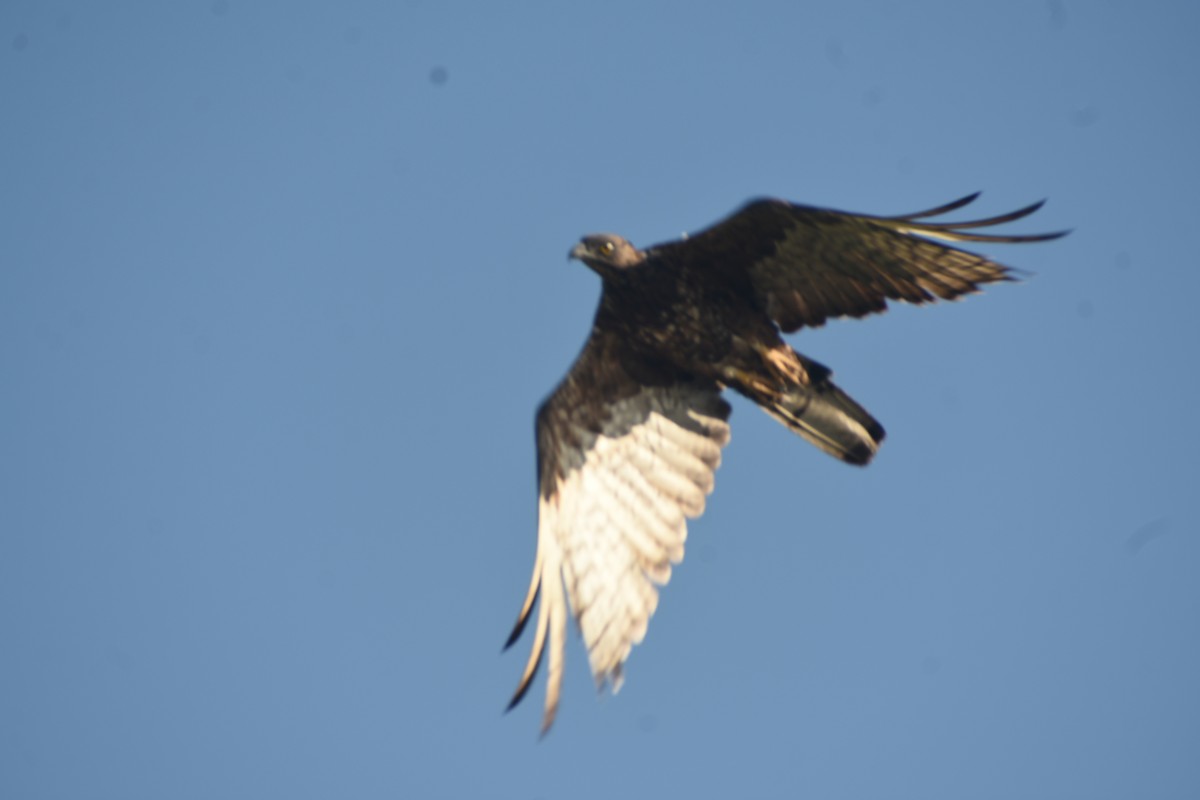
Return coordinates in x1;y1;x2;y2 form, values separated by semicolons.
762;219;1011;329
508;382;730;734
666;193;1064;332
506;192;1065;733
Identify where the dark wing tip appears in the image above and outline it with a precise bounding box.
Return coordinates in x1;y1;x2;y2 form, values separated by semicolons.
504;683;531;714
901;191;982;220
502;583;540;652
947;228;1070;244
504;644;545;713
885;195;1069;243
1027;227;1072;241
903;198;1070;243
502;624;524;652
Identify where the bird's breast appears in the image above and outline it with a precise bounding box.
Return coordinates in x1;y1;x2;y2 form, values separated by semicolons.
600;278;739;371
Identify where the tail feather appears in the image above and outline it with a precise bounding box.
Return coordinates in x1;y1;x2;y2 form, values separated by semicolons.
765;356;885;465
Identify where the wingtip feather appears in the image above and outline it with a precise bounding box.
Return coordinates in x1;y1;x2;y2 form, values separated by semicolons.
901;191;982;220
503;597;535;652
888;195;1068;244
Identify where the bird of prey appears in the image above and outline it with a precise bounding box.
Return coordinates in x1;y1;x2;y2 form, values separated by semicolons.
504;193;1065;733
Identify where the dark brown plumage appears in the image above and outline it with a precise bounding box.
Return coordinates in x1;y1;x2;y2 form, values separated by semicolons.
505;193;1066;733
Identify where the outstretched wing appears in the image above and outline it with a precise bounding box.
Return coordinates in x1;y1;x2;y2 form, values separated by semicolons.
504;331;731;734
658;193;1068;332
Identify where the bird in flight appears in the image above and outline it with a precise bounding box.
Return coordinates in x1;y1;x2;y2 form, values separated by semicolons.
504;193;1066;733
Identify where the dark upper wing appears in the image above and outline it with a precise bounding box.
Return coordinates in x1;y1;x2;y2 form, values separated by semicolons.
504;329;731;734
652;193;1067;332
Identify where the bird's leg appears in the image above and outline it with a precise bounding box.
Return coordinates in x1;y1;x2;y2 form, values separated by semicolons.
717;337;809;398
759;342;808;387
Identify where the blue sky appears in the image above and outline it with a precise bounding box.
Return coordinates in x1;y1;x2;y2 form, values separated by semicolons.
3;2;1198;798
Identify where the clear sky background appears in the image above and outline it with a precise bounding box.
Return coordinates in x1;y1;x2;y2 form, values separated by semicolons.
3;2;1198;798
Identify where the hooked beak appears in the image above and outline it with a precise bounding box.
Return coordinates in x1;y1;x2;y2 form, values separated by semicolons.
568;242;587;261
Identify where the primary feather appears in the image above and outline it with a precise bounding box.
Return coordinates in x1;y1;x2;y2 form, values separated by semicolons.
505;193;1066;732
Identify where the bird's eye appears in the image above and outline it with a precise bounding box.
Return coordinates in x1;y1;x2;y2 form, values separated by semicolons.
599;241;616;256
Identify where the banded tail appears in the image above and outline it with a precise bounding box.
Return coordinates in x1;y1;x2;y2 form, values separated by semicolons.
759;354;885;466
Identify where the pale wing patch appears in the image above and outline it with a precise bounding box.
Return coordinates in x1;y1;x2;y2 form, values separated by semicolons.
508;386;730;734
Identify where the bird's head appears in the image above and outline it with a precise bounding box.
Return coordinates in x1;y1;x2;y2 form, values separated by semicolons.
569;234;645;275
